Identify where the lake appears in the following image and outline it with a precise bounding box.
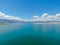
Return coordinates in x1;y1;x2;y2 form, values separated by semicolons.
0;23;60;45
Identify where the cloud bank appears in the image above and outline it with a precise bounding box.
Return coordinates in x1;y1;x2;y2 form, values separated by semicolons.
0;12;22;21
0;12;60;21
32;13;60;21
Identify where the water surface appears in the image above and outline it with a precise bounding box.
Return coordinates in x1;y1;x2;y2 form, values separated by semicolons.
0;23;60;45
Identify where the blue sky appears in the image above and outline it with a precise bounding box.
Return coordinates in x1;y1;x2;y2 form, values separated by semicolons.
0;0;60;19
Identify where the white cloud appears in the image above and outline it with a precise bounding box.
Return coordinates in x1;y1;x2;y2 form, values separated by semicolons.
33;16;40;19
32;13;49;21
47;16;56;21
5;15;22;20
0;12;5;17
0;12;22;21
42;13;48;18
56;14;60;17
0;12;60;21
32;13;60;21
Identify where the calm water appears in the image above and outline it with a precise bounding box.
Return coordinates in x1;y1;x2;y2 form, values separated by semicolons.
0;23;60;45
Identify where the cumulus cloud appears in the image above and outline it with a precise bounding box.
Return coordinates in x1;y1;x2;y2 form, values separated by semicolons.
32;13;60;21
5;15;22;20
32;16;40;20
0;12;60;21
33;16;40;19
0;12;22;21
47;16;56;21
42;13;48;18
0;12;5;17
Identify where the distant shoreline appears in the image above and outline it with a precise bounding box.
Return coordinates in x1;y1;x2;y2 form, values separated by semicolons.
0;22;60;25
0;23;10;26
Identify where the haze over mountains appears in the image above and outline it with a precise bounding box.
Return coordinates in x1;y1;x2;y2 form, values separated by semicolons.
0;12;60;23
0;12;22;23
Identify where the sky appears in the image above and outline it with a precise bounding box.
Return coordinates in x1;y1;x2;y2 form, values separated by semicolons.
0;0;60;19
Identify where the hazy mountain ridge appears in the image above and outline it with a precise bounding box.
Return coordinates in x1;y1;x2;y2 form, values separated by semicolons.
0;19;21;23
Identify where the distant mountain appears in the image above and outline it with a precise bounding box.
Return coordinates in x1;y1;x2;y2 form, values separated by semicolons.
0;19;21;23
0;18;60;24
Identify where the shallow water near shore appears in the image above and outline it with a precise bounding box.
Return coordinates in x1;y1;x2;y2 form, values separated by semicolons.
0;23;60;45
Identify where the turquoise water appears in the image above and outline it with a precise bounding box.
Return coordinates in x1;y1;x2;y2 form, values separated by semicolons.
0;23;60;45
